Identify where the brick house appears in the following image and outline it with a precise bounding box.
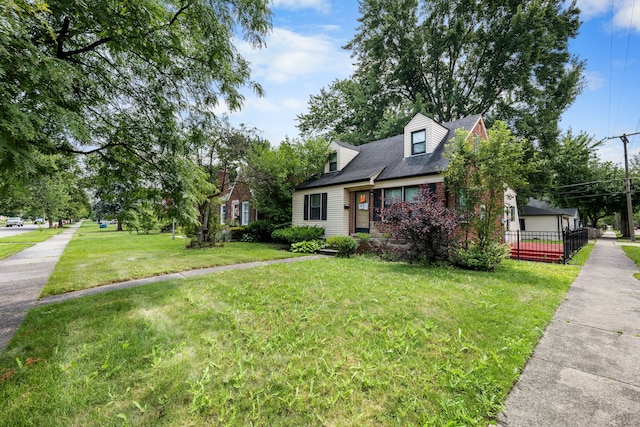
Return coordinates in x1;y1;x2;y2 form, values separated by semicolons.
292;113;518;237
218;171;260;226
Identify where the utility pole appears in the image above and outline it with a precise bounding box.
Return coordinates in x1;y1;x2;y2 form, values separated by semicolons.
622;134;635;242
607;132;640;242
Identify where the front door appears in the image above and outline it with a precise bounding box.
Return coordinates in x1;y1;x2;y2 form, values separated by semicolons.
355;191;370;233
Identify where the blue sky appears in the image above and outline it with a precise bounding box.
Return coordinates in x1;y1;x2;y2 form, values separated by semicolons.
221;0;640;165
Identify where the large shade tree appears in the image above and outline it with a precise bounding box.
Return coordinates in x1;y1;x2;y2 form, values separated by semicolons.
0;0;271;190
298;0;583;150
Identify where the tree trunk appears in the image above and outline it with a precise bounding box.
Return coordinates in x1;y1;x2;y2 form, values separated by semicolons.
620;211;630;238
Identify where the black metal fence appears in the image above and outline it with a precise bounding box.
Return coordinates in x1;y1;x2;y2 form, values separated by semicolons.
563;228;590;262
505;228;589;264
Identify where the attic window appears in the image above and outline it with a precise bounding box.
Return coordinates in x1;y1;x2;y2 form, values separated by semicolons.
411;130;426;155
329;152;337;171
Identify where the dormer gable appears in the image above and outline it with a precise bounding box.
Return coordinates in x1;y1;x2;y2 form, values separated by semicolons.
403;113;449;158
324;140;360;173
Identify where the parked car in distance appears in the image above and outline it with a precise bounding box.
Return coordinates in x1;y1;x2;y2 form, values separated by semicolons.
6;217;24;227
34;218;45;224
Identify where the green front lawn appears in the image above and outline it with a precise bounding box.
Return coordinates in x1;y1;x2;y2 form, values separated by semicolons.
43;222;302;297
1;257;579;426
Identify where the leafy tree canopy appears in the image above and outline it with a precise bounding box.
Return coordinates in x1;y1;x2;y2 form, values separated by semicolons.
298;0;583;150
1;0;271;186
242;137;330;224
546;131;635;230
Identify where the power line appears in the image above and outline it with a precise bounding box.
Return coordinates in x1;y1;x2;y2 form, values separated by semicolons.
608;0;614;135
554;178;626;189
554;191;637;200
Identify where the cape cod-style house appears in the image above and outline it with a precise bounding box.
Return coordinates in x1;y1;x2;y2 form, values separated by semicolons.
292;113;519;237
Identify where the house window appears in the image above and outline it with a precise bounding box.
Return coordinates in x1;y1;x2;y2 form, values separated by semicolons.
241;202;250;225
329;152;338;172
473;134;480;151
510;206;516;222
310;194;321;219
384;188;402;207
404;186;420;202
411;130;426;155
232;201;239;222
220;204;227;224
304;193;328;221
456;190;468;211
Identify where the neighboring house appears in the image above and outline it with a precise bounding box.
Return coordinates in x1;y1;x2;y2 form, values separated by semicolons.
519;205;570;238
529;198;581;230
503;188;520;232
293;113;518;237
217;171;260;226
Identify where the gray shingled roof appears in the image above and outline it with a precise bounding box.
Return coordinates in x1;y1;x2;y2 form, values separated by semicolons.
296;114;482;190
521;205;569;217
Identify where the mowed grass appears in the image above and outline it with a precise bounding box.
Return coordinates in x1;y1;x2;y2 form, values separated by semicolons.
620;245;640;280
43;222;302;297
0;226;65;260
1;257;579;426
567;242;594;266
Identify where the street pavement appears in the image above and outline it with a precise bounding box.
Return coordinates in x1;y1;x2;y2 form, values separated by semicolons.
496;231;640;426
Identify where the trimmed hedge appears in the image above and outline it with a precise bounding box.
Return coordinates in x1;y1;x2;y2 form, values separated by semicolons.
272;226;325;244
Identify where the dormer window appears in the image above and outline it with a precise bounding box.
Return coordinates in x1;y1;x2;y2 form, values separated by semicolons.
411;130;426;155
329;152;338;171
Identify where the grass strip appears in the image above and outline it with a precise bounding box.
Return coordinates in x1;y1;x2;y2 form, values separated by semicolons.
0;227;65;260
621;245;640;280
0;227;64;243
0;243;33;260
1;257;579;426
43;222;302;297
567;243;594;266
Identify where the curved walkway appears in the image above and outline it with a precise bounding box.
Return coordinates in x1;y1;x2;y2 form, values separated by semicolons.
497;231;640;426
0;224;323;354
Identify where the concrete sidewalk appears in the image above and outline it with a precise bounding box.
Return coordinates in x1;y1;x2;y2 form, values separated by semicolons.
497;231;640;426
0;222;82;353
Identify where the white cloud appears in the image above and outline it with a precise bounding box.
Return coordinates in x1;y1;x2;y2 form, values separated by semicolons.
238;27;353;84
578;0;640;31
271;0;331;14
612;0;640;32
584;70;605;91
576;0;610;19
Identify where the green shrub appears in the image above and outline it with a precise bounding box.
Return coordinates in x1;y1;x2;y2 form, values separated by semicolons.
229;226;246;241
455;242;511;271
271;226;325;244
290;240;326;254
326;236;358;258
356;232;371;244
244;220;276;242
215;226;232;243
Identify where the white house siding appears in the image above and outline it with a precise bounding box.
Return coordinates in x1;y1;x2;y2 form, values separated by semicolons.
403;113;449;158
339;145;359;171
325;141;360;173
522;216;565;234
292;186;346;237
503;188;520;232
